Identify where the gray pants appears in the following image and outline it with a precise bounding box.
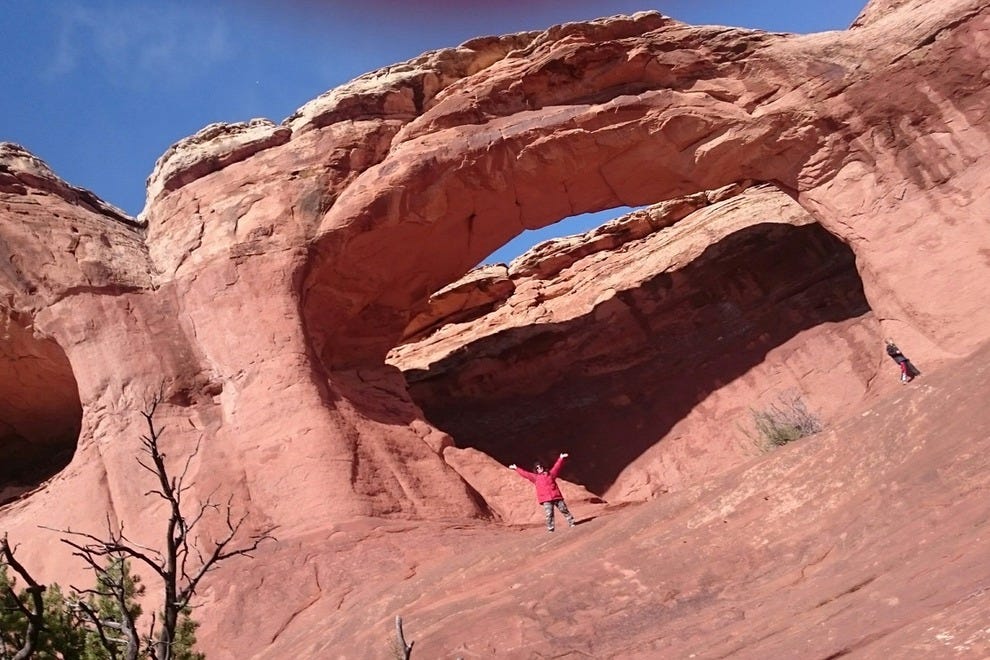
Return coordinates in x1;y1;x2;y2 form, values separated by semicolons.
542;499;575;531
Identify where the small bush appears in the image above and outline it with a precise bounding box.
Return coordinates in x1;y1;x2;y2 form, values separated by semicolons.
750;391;823;450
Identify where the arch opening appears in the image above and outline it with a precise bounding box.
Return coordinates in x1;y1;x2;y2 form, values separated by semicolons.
0;314;82;505
480;206;645;267
389;195;878;499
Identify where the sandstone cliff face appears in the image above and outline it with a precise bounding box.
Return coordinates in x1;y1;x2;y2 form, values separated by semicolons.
2;0;990;657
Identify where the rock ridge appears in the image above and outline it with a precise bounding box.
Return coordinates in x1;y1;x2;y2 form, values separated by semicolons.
0;143;138;229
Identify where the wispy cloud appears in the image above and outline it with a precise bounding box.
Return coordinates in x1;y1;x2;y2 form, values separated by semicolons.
46;2;233;88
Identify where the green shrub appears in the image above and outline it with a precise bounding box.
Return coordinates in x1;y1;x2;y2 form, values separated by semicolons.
0;556;203;660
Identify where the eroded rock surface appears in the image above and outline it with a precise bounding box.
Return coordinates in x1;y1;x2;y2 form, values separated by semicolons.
1;0;989;656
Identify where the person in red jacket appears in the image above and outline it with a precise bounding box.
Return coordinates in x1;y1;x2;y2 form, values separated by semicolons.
509;453;576;532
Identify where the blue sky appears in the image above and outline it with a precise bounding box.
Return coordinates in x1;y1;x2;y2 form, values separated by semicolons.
1;0;867;264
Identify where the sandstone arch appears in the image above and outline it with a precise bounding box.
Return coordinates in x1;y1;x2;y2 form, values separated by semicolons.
0;0;983;534
388;184;880;500
301;78;826;370
299;2;990;378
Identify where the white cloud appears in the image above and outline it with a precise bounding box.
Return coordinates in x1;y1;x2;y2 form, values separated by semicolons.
46;2;234;88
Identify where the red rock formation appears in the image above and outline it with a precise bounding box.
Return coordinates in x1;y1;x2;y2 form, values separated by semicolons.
389;184;881;502
1;0;989;657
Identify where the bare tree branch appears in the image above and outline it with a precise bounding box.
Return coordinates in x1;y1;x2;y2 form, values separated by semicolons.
65;548;142;660
145;611;159;660
45;386;275;660
0;534;46;660
394;616;414;660
59;534;165;582
74;599;121;660
174;438;202;494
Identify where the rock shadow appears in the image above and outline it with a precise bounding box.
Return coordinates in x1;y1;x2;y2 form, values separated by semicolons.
400;222;873;495
0;316;82;505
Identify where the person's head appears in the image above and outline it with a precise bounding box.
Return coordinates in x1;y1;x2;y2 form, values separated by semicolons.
534;462;546;474
885;337;895;345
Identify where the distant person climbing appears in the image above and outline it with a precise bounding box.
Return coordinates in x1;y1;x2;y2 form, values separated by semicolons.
509;453;576;533
885;338;919;383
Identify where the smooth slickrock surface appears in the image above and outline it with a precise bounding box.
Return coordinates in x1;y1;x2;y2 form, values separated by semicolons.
226;342;990;658
1;0;989;656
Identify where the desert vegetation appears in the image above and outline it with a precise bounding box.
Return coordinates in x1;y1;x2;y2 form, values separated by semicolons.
749;391;824;451
0;393;273;660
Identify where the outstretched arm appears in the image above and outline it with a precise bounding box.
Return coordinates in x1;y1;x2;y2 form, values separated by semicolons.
509;464;537;483
549;452;568;478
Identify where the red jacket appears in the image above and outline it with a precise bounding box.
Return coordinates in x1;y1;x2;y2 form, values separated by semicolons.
514;455;566;503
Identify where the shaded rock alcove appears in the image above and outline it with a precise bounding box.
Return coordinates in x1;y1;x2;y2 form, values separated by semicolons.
0;313;82;503
396;217;872;497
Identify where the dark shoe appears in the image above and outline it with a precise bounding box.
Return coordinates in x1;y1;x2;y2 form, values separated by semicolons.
547;528;555;533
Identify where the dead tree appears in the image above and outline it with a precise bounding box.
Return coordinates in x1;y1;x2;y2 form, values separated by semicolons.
393;616;413;660
59;392;275;660
0;535;45;660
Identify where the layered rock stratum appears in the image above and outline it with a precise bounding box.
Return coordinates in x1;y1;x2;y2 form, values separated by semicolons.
2;0;990;656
